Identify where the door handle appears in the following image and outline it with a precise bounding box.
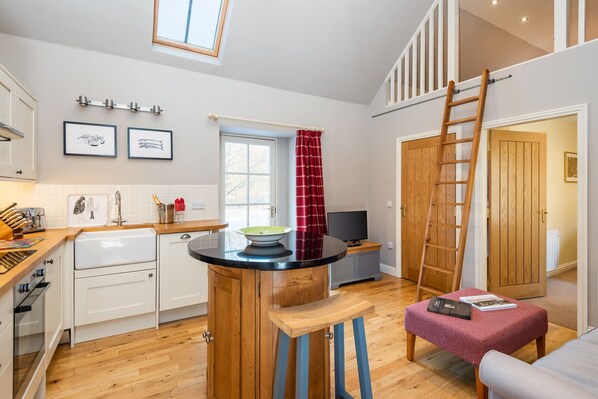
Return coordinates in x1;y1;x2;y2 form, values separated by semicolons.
540;209;548;223
400;205;406;217
264;206;276;218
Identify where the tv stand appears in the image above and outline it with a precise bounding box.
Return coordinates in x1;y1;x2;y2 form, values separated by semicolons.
346;240;362;247
330;241;381;289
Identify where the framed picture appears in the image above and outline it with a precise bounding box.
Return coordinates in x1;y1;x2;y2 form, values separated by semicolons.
63;121;117;157
127;127;173;160
564;151;577;183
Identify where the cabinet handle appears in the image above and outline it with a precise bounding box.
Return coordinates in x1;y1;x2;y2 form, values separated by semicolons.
16;170;22;175
148;273;154;278
202;331;214;343
47;259;54;265
325;331;334;340
180;233;191;240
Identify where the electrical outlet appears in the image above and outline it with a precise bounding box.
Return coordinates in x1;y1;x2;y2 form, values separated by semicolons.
192;201;205;210
387;241;394;249
386;200;393;208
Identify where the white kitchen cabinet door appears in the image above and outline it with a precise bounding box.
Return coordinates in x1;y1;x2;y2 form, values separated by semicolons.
11;85;37;180
159;231;209;311
45;245;64;364
0;287;12;399
75;269;156;326
0;63;37;180
0;359;12;399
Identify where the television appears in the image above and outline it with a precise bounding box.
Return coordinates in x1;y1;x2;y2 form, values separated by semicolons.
327;210;368;247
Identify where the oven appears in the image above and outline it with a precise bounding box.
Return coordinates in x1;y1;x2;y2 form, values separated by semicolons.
13;264;49;399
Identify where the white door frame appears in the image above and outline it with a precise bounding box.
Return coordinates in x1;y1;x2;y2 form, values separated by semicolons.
478;104;588;336
394;126;462;279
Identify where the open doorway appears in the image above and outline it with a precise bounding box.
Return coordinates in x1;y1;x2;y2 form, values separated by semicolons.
487;116;577;330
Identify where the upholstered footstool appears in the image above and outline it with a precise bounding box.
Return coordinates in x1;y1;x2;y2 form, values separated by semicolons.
404;287;548;399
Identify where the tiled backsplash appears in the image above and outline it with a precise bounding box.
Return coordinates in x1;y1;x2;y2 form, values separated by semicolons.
0;182;219;228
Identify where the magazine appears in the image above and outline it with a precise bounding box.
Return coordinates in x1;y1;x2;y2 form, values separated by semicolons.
427;296;472;320
459;294;517;311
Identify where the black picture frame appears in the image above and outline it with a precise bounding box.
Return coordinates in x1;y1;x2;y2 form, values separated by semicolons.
63;121;117;158
127;127;173;160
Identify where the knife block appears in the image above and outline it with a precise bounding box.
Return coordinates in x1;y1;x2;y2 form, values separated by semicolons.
0;220;13;240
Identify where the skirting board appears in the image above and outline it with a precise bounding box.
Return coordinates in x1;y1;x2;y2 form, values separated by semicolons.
547;261;577;277
380;263;398;277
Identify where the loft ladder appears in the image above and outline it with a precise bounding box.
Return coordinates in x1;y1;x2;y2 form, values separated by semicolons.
415;69;490;302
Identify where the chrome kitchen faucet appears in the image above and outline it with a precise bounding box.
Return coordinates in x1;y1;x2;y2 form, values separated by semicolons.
112;190;127;226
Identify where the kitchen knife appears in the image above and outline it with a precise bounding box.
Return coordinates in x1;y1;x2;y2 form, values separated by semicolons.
12;220;29;230
8;216;25;227
4;213;21;225
0;202;17;217
0;206;17;220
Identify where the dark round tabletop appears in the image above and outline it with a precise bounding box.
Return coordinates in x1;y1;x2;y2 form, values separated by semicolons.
188;231;347;271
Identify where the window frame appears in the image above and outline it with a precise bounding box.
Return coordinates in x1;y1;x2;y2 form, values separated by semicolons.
152;0;230;58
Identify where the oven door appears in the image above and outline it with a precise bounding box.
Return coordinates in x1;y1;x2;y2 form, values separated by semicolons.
13;281;49;399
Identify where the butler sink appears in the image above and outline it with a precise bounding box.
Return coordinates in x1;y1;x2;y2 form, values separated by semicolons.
75;228;156;269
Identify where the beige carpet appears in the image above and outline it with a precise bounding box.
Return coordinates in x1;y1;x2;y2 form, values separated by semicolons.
522;268;577;330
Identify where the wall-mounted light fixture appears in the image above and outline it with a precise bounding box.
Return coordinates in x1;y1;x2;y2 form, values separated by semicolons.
75;96;163;115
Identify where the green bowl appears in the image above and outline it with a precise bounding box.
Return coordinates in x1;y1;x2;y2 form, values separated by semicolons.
237;226;292;246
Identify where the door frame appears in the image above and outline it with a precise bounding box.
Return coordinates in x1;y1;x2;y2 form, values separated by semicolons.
477;104;588;335
394;126;462;279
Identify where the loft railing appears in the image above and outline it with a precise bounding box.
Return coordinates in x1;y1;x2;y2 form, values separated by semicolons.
385;0;590;107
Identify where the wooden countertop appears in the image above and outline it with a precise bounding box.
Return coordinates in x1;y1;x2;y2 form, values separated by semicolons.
347;240;382;255
0;219;228;298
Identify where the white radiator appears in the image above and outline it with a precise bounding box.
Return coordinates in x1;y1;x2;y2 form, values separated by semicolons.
546;229;560;271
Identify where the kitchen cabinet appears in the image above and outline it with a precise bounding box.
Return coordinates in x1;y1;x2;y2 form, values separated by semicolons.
159;231;209;312
0;62;37;180
0;286;13;398
75;264;156;326
45;245;64;364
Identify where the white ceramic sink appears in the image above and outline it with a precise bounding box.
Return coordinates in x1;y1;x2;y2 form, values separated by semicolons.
75;228;156;269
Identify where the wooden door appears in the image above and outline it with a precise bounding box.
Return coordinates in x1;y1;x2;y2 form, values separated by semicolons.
489;130;547;299
401;135;456;292
207;266;241;398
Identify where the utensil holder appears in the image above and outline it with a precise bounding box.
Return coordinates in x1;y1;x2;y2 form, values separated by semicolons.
158;204;175;224
0;220;13;240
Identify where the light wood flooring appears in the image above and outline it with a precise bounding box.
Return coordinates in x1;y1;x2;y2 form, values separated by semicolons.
46;275;576;398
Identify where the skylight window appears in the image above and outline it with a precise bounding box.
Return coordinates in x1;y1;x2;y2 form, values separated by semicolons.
153;0;229;58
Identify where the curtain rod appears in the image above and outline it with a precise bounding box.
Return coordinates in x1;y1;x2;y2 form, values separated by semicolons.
207;113;325;132
371;74;513;119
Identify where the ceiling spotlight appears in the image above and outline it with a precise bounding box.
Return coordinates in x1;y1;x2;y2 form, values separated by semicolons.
491;0;499;5
521;16;529;22
76;95;89;107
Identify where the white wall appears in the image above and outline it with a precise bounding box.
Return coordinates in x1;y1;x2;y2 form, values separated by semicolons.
0;33;370;216
368;40;598;325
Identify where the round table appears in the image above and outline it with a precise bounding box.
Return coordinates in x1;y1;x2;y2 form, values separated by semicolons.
189;231;347;399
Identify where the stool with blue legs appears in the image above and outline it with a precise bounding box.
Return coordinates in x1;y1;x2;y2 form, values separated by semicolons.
268;293;375;399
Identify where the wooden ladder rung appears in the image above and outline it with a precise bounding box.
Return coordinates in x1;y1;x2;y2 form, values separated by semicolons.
439;159;470;165
428;222;461;228
425;243;458;251
432;202;465;207
436;180;467;185
445;116;477;126
418;284;446;296
448;95;479;107
422;264;455;274
442;137;474;145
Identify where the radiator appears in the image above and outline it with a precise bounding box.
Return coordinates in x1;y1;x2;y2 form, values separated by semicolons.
546;229;560;271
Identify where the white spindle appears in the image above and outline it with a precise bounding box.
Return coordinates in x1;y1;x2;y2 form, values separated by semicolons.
420;23;426;94
554;0;569;51
429;10;435;92
438;0;444;88
447;0;459;82
397;61;403;102
390;67;396;104
411;41;417;99
405;51;410;100
386;78;391;105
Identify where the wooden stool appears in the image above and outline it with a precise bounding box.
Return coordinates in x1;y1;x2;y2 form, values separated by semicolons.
268;293;375;399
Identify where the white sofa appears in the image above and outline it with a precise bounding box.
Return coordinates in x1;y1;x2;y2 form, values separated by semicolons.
479;328;598;399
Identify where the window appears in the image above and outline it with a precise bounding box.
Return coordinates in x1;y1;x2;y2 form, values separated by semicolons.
153;0;229;57
221;135;277;231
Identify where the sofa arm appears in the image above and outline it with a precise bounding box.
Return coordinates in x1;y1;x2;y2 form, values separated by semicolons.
479;350;598;399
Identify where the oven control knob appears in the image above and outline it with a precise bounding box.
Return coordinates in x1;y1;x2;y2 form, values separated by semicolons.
19;283;31;293
35;269;45;277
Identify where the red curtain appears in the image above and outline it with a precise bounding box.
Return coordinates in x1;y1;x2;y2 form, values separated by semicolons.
296;130;327;234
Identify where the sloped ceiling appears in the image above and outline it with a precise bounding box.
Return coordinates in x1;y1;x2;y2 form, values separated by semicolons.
0;0;435;104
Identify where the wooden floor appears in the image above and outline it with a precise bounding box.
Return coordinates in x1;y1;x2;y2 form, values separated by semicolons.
46;275;576;398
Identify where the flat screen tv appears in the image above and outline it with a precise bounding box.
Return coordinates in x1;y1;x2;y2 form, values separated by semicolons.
327;210;367;247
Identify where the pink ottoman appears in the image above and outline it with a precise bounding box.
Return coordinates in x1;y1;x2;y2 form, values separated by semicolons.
404;288;548;399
